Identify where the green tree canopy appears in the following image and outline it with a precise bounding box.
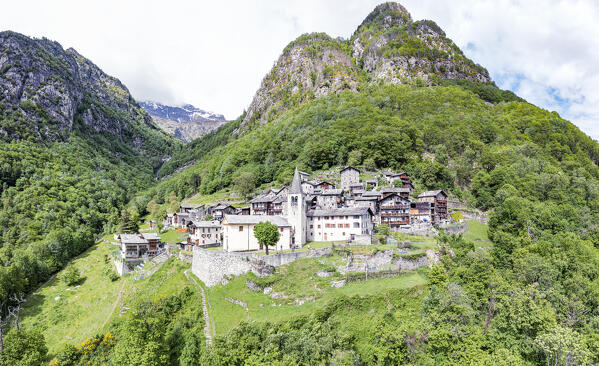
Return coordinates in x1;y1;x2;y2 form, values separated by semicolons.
253;222;280;255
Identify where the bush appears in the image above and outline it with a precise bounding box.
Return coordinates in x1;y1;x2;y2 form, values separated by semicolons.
61;266;82;286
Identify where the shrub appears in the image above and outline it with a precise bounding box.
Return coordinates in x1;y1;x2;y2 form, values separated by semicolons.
61;266;82;286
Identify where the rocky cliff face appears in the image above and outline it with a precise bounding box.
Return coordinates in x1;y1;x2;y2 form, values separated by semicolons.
0;31;173;158
243;33;360;128
242;2;491;129
140;101;226;142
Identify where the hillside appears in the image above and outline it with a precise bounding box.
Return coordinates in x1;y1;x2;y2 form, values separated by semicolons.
140;101;226;142
241;2;492;130
122;3;599;364
5;1;599;365
0;31;178;309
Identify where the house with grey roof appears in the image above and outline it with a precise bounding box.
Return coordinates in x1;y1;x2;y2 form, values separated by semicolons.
340;166;361;189
306;207;373;243
221;214;292;252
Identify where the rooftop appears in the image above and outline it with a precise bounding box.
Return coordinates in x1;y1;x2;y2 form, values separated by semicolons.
223;214;291;227
142;233;161;240
418;190;447;198
319;189;343;196
307;207;373;217
192;220;221;228
119;234;147;244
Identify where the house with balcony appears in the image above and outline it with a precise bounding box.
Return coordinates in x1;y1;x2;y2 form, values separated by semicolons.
378;193;411;230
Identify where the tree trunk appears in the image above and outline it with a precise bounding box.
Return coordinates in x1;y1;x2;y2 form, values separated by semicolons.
265;244;269;255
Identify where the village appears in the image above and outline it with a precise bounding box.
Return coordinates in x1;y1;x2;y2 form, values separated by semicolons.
113;166;451;274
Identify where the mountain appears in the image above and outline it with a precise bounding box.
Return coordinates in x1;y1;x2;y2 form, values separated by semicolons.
131;4;599;363
0;31;174;161
140;101;226;142
241;2;491;129
0;31;177;303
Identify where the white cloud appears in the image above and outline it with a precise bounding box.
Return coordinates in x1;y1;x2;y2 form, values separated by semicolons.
1;1;598;138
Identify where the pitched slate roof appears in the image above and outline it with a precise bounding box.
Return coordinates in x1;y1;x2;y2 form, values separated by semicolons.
223;215;291;226
180;203;203;209
380;187;411;193
290;167;303;195
192;220;221;228
355;196;378;201
340;166;361;173
379;193;410;202
307;207;373;217
213;203;234;210
418;190;447;198
319;189;343;196
142;233;161;240
119;234;148;244
362;190;382;197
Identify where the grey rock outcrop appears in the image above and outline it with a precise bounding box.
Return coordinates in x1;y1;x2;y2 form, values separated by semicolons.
0;31;173;161
240;2;491;130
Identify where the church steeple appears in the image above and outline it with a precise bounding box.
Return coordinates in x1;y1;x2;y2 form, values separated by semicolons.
290;167;303;195
287;167;306;247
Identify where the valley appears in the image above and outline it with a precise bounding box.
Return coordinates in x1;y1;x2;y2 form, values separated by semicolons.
0;1;598;365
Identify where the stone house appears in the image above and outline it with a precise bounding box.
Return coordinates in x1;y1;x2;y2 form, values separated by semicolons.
188;220;221;246
379;193;411;230
417;190;448;222
118;233;162;259
340;166;360;189
209;203;237;221
316;189;344;209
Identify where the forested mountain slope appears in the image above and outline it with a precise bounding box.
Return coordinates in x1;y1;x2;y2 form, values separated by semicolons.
0;31;178;302
241;2;492;130
124;3;599;363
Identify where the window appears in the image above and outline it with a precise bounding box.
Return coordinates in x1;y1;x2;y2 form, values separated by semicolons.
280;228;284;232
239;226;243;232
331;224;336;228
345;223;350;228
317;225;321;229
353;222;360;228
353;215;360;219
310;225;313;229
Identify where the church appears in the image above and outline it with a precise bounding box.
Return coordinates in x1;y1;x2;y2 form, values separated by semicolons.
222;168;373;252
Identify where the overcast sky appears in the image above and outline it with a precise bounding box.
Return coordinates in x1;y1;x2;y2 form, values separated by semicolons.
2;1;598;138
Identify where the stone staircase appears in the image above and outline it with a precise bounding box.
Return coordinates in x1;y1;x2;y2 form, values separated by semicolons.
135;251;169;281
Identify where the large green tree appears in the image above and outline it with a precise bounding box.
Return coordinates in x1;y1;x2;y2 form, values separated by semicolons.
253;222;280;255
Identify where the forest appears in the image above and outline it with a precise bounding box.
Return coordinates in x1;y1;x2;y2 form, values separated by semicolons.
1;75;599;364
49;81;593;364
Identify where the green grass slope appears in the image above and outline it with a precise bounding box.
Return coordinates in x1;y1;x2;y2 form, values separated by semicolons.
20;235;190;357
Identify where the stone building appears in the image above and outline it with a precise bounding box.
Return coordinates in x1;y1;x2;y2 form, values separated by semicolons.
340;166;360;189
306;207;373;242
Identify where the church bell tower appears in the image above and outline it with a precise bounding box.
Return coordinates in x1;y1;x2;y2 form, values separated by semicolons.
287;167;306;247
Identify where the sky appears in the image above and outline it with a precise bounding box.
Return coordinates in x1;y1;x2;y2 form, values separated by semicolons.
1;0;598;138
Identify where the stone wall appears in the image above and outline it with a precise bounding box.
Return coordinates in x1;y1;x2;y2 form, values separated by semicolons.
114;258;143;276
260;252;307;266
192;248;253;287
192;248;323;287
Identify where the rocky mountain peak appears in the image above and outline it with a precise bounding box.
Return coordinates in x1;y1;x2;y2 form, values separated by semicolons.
0;31;173;159
240;2;492;130
139;101;226;143
354;2;413;35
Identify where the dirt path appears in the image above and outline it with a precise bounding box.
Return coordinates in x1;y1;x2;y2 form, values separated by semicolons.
184;269;213;347
102;280;126;329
